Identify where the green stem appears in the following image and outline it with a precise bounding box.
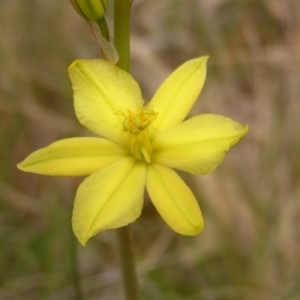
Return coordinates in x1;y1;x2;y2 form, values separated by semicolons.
114;1;139;299
97;17;110;41
114;0;132;72
116;226;139;300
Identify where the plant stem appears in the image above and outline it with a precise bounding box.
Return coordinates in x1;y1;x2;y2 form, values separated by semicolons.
116;226;139;300
114;0;132;72
97;17;110;41
114;1;139;299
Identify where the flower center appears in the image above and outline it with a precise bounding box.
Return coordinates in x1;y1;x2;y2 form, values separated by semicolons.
118;106;157;163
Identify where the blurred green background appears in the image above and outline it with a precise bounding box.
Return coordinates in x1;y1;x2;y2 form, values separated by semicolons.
1;0;300;299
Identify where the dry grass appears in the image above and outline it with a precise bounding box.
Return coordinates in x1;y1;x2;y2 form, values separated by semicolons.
1;0;300;299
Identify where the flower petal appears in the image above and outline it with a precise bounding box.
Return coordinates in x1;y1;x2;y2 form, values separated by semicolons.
17;137;129;176
152;114;248;175
146;163;204;235
72;157;146;245
149;56;208;134
69;59;143;145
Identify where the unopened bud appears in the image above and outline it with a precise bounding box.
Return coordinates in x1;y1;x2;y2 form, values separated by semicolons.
70;0;108;22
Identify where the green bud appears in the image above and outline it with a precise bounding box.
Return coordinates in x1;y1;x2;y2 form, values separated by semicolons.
70;0;108;22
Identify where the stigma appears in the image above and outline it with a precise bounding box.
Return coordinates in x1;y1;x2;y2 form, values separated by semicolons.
117;106;157;163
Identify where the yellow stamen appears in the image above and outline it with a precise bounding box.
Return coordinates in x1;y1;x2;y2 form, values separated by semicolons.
117;106;157;162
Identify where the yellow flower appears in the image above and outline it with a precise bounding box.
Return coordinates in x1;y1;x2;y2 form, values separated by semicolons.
17;57;248;246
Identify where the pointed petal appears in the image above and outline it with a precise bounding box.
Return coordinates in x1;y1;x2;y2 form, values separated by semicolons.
72;157;146;245
152;114;248;175
146;164;204;235
17;138;129;176
149;57;208;134
69;59;143;145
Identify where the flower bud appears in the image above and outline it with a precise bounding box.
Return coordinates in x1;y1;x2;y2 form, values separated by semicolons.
70;0;108;22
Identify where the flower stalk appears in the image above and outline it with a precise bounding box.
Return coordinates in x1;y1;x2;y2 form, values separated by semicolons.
114;0;132;71
116;226;139;300
97;17;110;41
114;1;139;299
